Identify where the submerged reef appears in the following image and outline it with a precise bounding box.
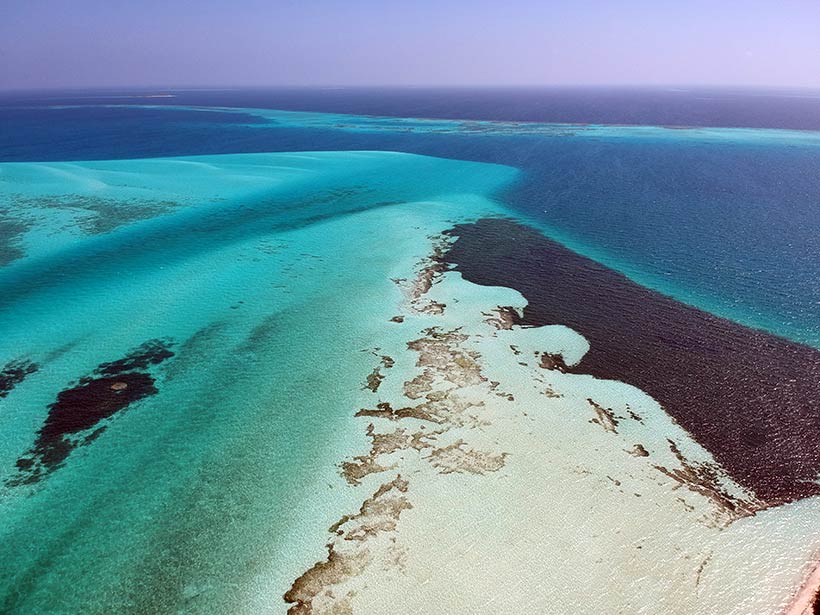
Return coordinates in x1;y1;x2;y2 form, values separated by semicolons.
8;339;174;486
0;195;183;268
0;208;30;267
443;217;820;505
0;359;38;399
10;194;182;236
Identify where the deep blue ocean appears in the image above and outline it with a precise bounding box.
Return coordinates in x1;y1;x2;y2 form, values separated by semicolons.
1;87;819;347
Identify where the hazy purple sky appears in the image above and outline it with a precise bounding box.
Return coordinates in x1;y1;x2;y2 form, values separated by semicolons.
2;0;820;90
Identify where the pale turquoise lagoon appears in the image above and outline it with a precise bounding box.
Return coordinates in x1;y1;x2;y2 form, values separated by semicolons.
0;151;516;613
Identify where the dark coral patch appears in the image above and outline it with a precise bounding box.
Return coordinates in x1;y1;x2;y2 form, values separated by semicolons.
9;194;181;236
8;339;174;486
0;359;38;398
39;374;157;444
95;339;175;376
443;218;820;506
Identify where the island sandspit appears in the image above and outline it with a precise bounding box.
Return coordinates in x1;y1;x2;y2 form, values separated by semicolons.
281;222;820;615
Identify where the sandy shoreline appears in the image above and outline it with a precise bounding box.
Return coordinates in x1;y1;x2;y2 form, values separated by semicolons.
282;231;820;614
781;559;820;615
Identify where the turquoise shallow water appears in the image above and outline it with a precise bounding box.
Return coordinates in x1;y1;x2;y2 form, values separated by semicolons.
2;98;820;613
0;151;516;613
4;102;818;347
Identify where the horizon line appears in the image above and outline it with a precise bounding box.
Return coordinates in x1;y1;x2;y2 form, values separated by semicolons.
3;83;820;94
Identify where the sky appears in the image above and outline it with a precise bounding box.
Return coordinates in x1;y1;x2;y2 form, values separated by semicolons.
2;0;820;90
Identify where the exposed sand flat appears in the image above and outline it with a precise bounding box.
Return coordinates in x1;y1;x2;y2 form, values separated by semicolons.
284;238;820;615
781;561;820;615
